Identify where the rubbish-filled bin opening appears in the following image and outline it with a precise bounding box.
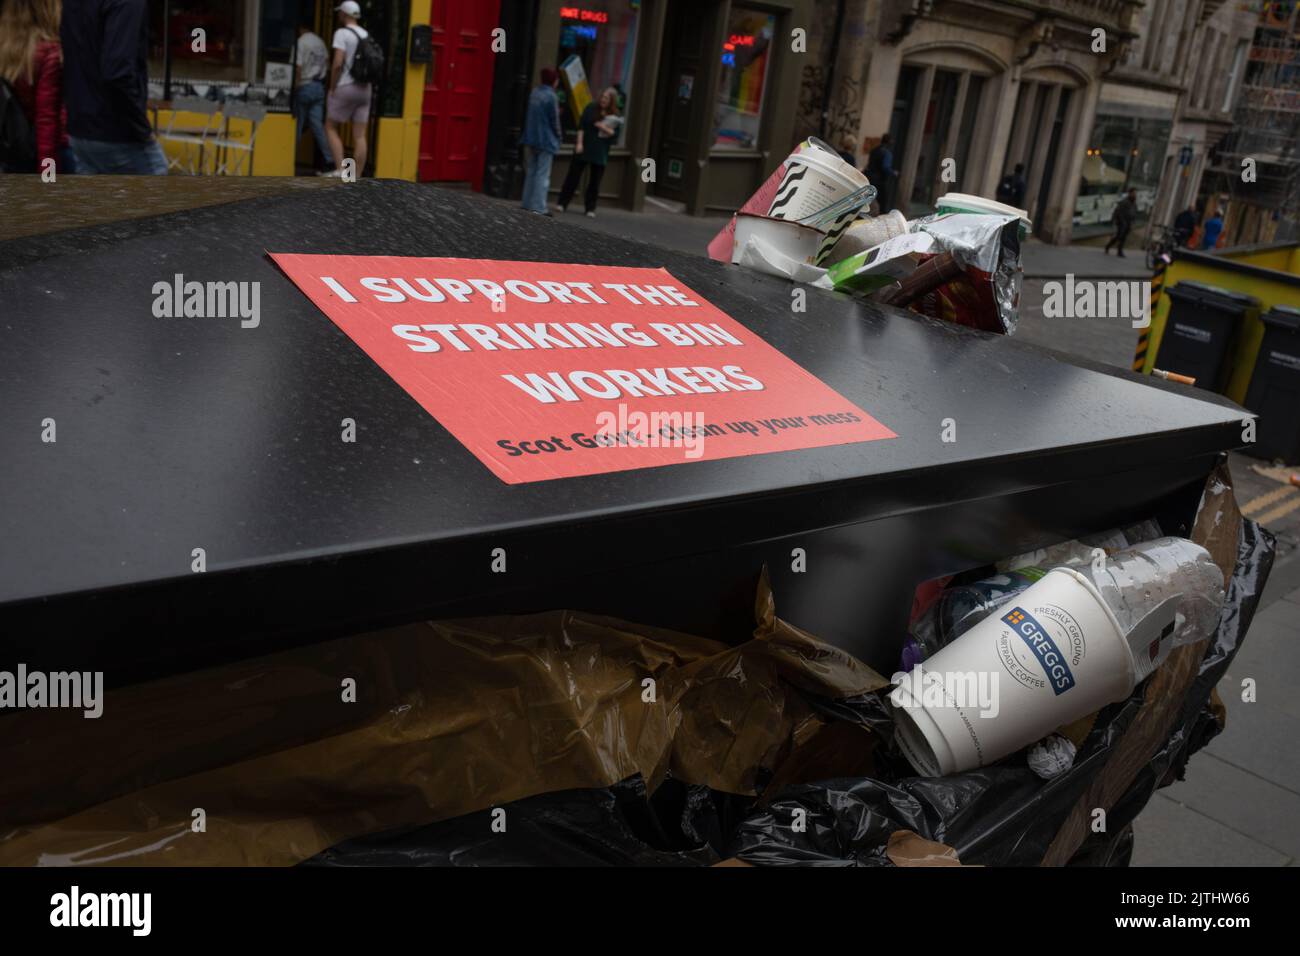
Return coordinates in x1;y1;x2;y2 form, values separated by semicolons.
0;463;1274;868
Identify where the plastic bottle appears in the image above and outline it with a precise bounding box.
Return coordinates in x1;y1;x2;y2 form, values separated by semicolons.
903;567;1046;668
1082;536;1226;656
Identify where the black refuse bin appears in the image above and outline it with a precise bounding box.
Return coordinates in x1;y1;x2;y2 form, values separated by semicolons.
1155;281;1259;392
0;182;1252;681
1244;305;1300;463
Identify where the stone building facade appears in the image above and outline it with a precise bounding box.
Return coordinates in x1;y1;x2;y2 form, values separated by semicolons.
801;0;1144;244
1084;0;1257;240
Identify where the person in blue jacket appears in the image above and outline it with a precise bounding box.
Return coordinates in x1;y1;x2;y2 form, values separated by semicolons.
1202;209;1225;250
520;68;562;215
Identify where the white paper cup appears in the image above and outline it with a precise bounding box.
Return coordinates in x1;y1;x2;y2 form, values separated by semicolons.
889;568;1136;776
732;212;826;267
768;143;869;224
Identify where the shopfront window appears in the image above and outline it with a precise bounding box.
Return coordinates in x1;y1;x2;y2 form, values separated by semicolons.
712;8;775;150
554;2;640;145
145;1;406;117
149;1;251;84
147;0;296;111
1075;112;1171;233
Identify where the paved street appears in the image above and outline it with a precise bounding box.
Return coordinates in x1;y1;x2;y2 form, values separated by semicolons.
491;189;1300;867
1021;237;1153;279
540;197;731;256
1134;583;1300;866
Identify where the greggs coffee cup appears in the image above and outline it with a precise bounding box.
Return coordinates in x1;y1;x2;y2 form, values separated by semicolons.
889;566;1173;777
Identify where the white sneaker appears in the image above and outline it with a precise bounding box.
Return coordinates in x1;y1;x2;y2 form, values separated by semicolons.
554;204;566;214
585;211;596;219
318;169;342;178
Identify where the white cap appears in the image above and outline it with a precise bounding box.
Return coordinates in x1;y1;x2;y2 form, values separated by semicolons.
336;1;361;16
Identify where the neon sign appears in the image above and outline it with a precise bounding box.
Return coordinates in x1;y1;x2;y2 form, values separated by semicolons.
722;33;754;62
560;6;610;22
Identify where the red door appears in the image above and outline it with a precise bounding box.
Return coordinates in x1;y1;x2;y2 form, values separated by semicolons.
419;0;499;188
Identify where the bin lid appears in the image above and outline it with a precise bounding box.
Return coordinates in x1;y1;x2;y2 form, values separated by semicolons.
1261;304;1300;331
0;181;1252;679
1167;280;1260;312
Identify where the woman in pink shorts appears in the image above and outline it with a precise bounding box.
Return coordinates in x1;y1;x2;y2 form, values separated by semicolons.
324;1;373;178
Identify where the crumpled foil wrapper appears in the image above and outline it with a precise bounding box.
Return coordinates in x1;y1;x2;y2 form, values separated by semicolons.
910;211;1024;334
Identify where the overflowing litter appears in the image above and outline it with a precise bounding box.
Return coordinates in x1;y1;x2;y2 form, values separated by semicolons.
0;466;1272;867
712;137;1026;334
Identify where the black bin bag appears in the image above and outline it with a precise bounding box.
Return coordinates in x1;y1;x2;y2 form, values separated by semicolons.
302;775;753;867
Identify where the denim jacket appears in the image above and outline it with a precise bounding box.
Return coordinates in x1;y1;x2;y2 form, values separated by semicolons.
521;84;562;155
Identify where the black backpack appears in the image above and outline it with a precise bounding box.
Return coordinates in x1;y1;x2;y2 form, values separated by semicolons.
346;27;384;85
0;77;37;173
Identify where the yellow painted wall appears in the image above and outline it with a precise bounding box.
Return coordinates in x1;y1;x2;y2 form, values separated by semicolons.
375;0;430;180
1144;249;1300;405
155;0;430;181
1222;247;1293;273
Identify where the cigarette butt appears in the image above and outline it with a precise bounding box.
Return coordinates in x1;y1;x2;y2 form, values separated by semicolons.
1152;368;1196;386
1290;474;1300;488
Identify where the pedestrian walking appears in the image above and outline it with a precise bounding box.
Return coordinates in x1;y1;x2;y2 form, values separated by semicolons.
556;86;620;218
0;0;70;173
519;66;561;215
293;18;332;175
865;133;898;213
60;0;165;175
324;0;376;178
1105;188;1137;257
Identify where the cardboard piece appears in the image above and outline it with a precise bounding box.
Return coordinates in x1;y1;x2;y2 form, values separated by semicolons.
886;829;964;867
827;233;936;294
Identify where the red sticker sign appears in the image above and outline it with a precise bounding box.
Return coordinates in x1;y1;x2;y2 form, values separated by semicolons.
270;254;896;483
